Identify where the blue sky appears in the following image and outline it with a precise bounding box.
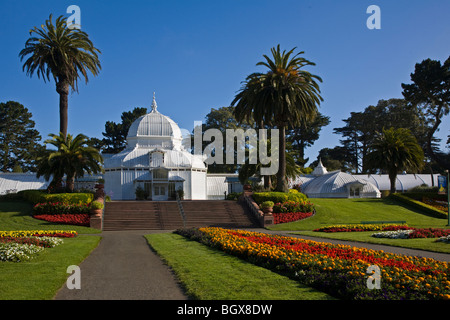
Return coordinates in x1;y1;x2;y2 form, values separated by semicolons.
1;0;449;166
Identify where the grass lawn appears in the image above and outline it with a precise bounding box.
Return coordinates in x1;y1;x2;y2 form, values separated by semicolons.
0;235;100;299
0;200;102;299
268;198;449;231
145;232;335;300
268;198;450;254
0;201;100;234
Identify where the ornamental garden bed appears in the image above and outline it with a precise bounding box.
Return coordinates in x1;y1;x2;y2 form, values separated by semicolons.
32;202;91;226
176;227;450;300
314;224;450;242
0;230;77;262
262;199;316;225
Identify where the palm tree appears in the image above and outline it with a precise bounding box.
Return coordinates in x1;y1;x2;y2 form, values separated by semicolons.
37;133;104;192
365;127;424;194
19;14;101;139
232;45;323;192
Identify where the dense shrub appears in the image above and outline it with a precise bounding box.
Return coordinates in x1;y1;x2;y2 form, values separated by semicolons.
253;190;307;204
226;192;242;200
20;190;93;205
273;200;315;214
33;202;90;215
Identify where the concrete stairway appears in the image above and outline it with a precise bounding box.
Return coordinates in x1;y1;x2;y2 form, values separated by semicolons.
103;201;184;231
102;200;259;231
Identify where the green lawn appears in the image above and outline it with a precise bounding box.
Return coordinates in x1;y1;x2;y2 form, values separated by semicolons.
268;198;450;254
145;232;335;300
0;200;101;299
268;198;449;231
0;235;100;299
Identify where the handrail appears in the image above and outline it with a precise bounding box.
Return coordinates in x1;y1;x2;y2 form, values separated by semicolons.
175;193;186;228
241;192;264;226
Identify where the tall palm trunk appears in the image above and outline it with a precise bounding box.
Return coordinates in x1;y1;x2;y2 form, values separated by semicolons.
276;126;288;192
388;171;397;194
56;80;69;139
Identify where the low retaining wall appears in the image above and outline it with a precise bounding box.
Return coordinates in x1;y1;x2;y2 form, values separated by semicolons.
240;191;274;228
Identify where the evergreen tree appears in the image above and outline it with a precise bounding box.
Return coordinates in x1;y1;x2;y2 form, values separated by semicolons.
102;107;147;153
0;101;43;172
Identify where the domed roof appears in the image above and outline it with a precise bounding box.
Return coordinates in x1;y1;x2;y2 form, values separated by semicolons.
127;94;182;139
126;94;183;149
301;171;381;198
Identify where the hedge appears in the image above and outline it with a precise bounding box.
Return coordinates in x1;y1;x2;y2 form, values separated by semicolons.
389;193;448;219
400;192;447;201
18;190;94;205
252;190;307;205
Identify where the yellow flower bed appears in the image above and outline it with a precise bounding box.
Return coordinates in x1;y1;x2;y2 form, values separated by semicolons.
0;230;77;238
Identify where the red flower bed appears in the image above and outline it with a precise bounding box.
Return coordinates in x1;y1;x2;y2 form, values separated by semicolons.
408;228;450;239
273;212;314;224
0;236;57;247
33;214;90;227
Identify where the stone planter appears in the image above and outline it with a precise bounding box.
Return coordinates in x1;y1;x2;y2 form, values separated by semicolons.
90;208;103;217
262;207;273;215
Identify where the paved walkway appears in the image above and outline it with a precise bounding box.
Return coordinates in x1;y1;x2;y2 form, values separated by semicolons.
54;228;450;300
54;230;188;300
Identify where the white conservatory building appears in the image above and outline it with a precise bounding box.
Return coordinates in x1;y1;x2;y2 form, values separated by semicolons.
289;159;439;198
104;96;209;200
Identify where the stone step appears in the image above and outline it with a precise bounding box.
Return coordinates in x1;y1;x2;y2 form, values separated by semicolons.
102;200;259;231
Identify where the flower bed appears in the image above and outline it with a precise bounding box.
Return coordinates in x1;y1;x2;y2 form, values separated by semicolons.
273;212;314;224
0;232;68;262
314;224;410;233
177;227;450;300
0;242;44;262
270;200;315;224
422;198;448;212
372;228;450;240
33;214;90;226
0;236;64;248
0;230;78;238
372;230;414;239
436;235;450;243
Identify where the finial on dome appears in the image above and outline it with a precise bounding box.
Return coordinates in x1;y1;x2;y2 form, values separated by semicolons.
151;92;158;112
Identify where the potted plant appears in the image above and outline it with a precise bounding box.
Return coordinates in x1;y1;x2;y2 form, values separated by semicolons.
90;200;104;216
95;178;104;187
260;201;274;214
135;186;148;200
176;187;184;200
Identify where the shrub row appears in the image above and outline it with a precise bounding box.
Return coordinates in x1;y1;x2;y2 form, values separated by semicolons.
33;202;90;215
252;190;307;204
389;193;448;219
18;190;94;205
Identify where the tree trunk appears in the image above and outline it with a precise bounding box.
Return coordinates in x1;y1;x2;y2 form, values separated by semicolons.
66;173;76;193
275;126;288;192
56;81;69;139
389;172;397;194
263;175;272;190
